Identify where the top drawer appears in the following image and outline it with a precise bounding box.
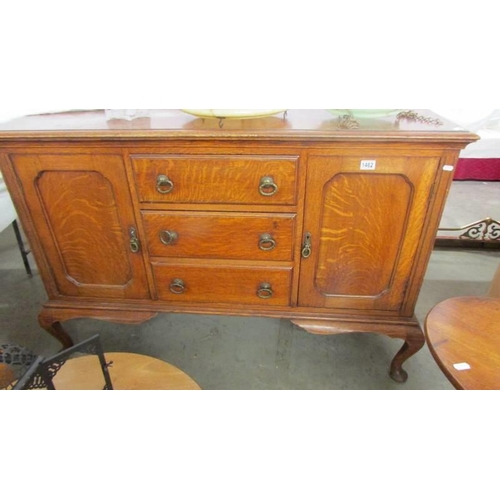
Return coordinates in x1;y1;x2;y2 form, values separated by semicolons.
131;155;299;206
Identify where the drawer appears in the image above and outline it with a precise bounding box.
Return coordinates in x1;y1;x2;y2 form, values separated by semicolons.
132;155;298;205
143;212;296;261
153;262;292;306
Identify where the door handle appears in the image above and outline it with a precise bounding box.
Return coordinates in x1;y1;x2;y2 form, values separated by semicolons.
129;227;141;253
302;232;312;259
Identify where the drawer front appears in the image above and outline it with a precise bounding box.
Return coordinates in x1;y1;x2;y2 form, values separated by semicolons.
144;212;296;261
153;263;292;306
132;155;298;205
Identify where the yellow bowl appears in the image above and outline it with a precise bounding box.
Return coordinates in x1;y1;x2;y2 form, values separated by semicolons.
181;109;288;119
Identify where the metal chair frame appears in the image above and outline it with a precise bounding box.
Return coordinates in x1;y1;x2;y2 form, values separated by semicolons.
12;335;114;390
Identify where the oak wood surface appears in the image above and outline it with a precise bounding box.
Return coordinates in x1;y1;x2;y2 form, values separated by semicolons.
132;154;298;205
152;261;293;306
0;110;479;383
53;352;201;390
10;153;150;299
143;211;296;261
0;109;478;145
0;364;16;389
425;297;500;390
298;154;439;311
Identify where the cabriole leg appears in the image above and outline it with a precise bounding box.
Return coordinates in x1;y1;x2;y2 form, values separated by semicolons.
390;326;426;383
39;310;74;350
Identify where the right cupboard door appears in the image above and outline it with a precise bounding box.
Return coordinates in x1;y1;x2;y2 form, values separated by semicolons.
298;153;441;311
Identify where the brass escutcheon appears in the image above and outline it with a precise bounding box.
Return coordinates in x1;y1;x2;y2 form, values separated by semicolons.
302;232;312;259
129;227;141;253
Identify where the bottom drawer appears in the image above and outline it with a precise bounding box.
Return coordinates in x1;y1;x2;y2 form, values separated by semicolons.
153;262;293;306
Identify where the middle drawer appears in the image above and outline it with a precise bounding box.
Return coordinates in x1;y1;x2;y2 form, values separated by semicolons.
143;212;296;261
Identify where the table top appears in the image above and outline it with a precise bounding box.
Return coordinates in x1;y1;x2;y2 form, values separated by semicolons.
1;351;201;390
0;109;478;144
53;352;201;390
425;296;500;390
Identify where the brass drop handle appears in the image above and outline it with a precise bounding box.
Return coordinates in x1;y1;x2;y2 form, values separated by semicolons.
259;176;278;197
257;282;274;299
302;232;312;259
169;279;186;295
258;233;276;252
129;227;141;254
160;230;179;246
156;175;174;194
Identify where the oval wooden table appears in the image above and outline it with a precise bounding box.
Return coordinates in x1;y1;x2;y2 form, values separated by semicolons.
53;353;201;390
424;297;500;390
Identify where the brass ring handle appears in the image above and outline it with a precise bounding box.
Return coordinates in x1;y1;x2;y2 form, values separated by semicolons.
160;230;178;246
129;227;141;254
257;282;274;299
302;232;312;259
130;240;140;254
156;175;174;194
259;176;278;197
258;234;276;252
169;279;186;295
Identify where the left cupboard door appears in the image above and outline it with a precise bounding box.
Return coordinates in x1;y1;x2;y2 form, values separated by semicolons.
10;154;151;300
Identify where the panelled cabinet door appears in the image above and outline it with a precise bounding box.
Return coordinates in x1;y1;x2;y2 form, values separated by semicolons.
11;154;150;300
299;153;441;311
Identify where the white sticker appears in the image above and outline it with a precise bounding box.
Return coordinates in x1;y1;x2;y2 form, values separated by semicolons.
453;363;471;371
443;165;455;172
361;160;376;171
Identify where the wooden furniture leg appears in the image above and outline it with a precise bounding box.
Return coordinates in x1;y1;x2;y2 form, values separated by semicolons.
292;318;426;383
39;311;74;350
39;305;159;350
389;325;426;383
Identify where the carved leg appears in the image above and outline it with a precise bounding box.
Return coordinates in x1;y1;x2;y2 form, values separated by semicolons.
292;317;426;384
39;305;159;351
389;326;426;383
39;310;74;350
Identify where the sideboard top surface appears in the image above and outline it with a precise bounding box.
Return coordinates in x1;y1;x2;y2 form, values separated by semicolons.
0;109;478;144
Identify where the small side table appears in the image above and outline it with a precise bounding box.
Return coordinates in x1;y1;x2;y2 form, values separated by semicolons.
53;352;202;390
425;297;500;390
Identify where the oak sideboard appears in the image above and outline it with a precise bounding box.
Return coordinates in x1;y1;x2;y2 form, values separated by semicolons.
0;109;477;382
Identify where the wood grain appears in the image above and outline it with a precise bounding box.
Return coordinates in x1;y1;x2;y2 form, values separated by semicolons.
425;297;500;390
10;154;150;299
53;352;201;390
0;110;478;383
143;211;296;261
153;261;293;306
132;154;298;205
299;154;440;311
37;170;132;286
314;173;411;297
0;109;479;146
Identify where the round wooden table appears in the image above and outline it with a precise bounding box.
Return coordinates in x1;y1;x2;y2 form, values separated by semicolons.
425;297;500;390
53;352;201;390
0;363;16;389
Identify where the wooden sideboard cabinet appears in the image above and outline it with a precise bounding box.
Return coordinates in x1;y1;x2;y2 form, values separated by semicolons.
0;110;478;383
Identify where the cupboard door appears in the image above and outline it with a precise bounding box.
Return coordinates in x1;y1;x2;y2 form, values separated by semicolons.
11;154;150;299
299;154;440;311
